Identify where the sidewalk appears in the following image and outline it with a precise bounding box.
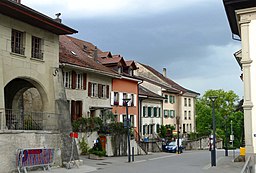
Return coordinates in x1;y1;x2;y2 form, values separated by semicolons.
203;155;244;173
31;151;244;173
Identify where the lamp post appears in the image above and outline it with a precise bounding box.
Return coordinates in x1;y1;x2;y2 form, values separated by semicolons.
123;98;131;163
209;96;217;167
176;116;180;154
224;115;228;156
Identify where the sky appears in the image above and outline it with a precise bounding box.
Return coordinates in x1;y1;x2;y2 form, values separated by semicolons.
22;0;243;98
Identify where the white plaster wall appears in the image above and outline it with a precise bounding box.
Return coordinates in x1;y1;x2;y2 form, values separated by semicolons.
141;99;162;134
65;72;113;117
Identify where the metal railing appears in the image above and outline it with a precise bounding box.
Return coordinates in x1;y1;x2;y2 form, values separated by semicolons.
4;109;59;131
241;156;252;173
134;130;148;154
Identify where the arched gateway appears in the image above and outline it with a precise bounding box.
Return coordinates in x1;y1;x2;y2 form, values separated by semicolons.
4;78;50;130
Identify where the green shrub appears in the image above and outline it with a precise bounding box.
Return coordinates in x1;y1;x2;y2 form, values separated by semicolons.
88;149;106;157
88;137;106;157
79;137;90;155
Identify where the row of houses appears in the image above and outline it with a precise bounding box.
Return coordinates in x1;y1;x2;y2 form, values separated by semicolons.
60;35;199;139
0;0;198;171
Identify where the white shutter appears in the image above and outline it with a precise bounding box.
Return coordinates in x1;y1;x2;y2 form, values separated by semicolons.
134;94;137;107
127;94;131;106
120;114;123;122
119;92;123;106
134;115;137;127
110;92;114;105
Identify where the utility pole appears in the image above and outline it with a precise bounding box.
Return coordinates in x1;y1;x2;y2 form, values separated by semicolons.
209;96;217;167
123;98;131;163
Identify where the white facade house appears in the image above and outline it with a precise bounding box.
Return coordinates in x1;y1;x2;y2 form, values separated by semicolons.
139;85;163;139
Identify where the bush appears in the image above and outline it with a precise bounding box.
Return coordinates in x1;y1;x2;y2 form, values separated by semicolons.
78;137;90;155
88;137;106;157
88;149;106;157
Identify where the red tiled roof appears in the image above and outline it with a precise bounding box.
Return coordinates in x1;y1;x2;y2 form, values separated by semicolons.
140;63;199;95
125;60;137;69
98;52;112;58
66;36;102;57
59;36;117;75
0;0;77;35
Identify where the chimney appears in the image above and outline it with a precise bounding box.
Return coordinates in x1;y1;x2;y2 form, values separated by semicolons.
163;68;166;77
93;46;98;61
55;13;62;23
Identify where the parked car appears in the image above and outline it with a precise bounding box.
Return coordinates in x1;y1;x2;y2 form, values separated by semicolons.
164;141;183;153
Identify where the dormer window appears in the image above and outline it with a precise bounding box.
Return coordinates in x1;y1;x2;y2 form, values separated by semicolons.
128;67;133;76
118;66;123;74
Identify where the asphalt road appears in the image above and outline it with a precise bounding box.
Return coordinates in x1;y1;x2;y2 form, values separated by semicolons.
80;150;244;173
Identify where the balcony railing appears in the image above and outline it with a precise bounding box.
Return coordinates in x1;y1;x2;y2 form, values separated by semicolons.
4;109;59;131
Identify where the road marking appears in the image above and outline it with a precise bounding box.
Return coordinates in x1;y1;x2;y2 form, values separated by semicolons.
134;160;146;163
148;154;177;161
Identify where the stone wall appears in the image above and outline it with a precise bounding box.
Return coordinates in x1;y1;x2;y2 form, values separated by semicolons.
0;131;63;173
185;137;223;150
76;132;146;157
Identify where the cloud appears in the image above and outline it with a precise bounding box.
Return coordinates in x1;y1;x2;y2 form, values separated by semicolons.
22;0;207;19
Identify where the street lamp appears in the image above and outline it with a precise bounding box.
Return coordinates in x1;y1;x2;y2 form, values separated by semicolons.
176;116;181;154
224;115;228;156
123;98;131;162
209;96;217;167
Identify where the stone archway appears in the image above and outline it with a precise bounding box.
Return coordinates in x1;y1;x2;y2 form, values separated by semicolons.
4;78;48;130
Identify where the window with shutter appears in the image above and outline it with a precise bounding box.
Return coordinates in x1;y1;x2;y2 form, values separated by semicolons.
88;82;92;96
111;92;114;105
72;71;77;89
71;100;76;121
148;107;152;117
106;85;109;98
98;84;102;98
119;92;123;106
83;73;87;90
114;92;119;105
154;107;157;117
164;110;169;118
133;94;137;107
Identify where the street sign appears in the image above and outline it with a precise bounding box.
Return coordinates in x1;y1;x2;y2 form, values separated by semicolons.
230;135;234;141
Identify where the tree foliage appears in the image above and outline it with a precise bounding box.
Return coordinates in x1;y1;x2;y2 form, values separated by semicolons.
196;89;244;148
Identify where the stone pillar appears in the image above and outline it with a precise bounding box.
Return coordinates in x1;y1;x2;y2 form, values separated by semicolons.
52;67;79;163
239;18;255;171
0;47;5;130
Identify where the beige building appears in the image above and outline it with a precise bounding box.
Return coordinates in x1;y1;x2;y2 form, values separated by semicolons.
0;1;77;172
135;62;199;136
59;36;119;120
223;0;256;170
